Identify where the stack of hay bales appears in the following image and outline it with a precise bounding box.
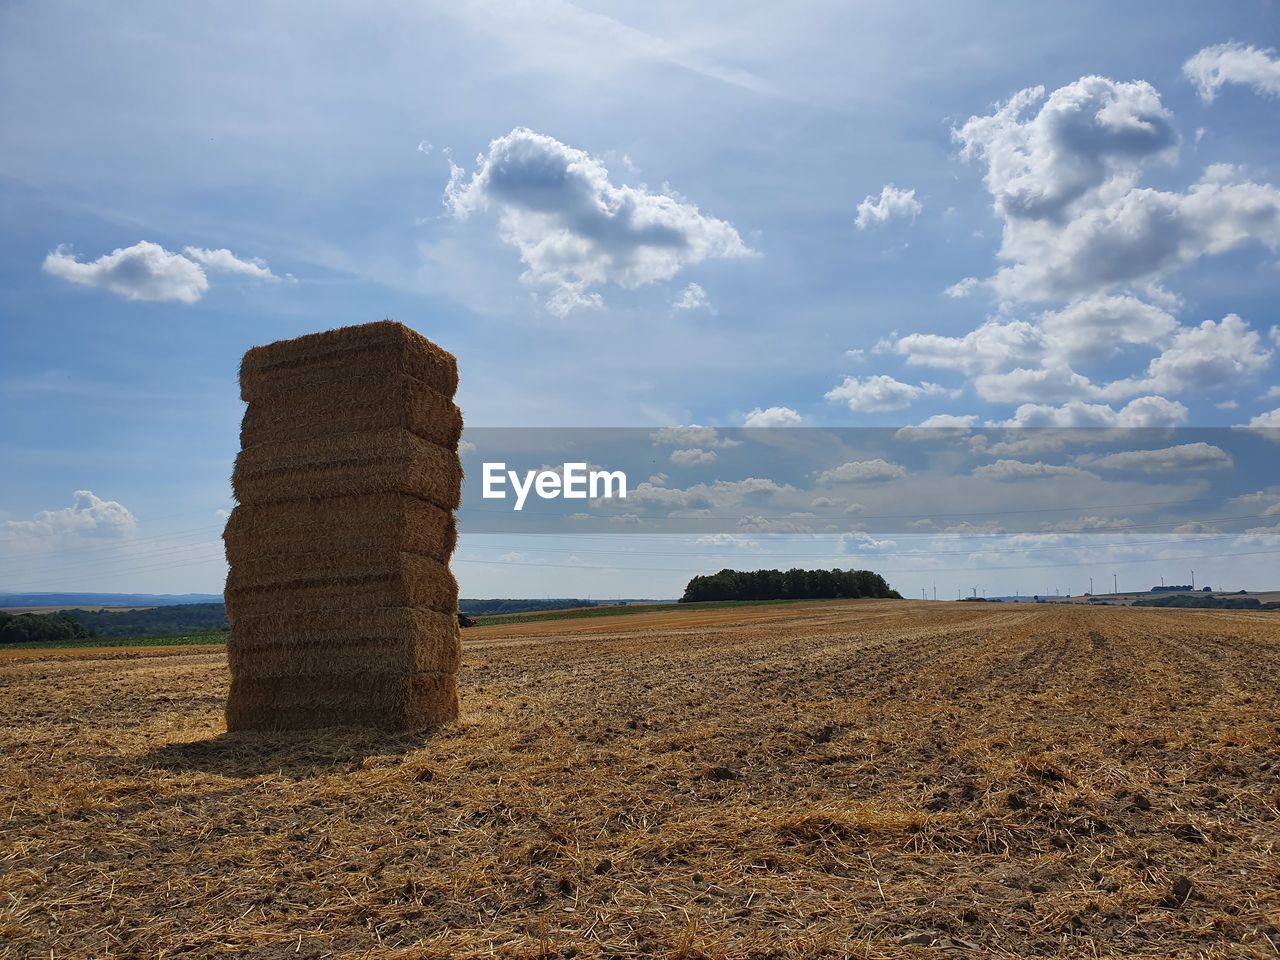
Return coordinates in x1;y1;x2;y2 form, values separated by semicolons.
222;320;464;732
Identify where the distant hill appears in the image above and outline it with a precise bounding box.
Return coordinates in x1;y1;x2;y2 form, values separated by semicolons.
0;592;224;609
0;597;665;643
0;594;666;615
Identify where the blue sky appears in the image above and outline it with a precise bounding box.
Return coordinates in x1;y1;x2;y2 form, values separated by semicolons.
2;1;1279;599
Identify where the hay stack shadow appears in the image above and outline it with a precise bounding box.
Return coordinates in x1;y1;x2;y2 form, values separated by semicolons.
140;727;444;780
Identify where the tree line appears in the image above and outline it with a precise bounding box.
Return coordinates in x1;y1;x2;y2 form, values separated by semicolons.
679;568;901;603
0;611;93;645
0;603;229;644
1134;594;1272;610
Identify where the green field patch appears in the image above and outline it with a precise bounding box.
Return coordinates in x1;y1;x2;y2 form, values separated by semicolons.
2;631;229;651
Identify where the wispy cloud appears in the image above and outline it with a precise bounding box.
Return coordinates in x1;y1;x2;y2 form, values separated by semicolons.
1184;42;1280;103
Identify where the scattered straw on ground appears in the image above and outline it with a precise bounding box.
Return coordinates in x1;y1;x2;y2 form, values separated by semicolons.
2;601;1278;958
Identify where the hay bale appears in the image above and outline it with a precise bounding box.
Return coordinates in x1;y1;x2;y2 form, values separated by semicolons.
240;320;458;401
223;494;457;564
226;671;458;732
223;552;459;619
239;373;463;450
230;428;462;509
224;320;462;733
226;607;461;677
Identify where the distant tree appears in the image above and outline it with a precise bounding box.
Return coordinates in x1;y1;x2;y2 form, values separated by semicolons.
59;603;227;638
0;611;93;645
1135;594;1259;610
679;568;901;603
0;603;232;644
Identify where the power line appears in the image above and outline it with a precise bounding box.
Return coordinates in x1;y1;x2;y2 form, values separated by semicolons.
0;508;229;544
0;523;223;554
0;533;225;577
1;553;229;592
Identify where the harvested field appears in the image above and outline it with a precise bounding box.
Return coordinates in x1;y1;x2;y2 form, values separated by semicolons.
1;601;1278;958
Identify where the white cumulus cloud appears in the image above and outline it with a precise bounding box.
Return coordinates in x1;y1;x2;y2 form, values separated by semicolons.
879;72;1280;420
855;185;922;229
444;128;752;315
974;364;1101;404
954;77;1280;303
44;242;209;303
1240;408;1280;436
825;375;947;412
894;414;979;441
895;321;1046;376
670;448;717;465
955;76;1177;223
1104;314;1271;398
997;395;1189;428
972;459;1098;481
991;169;1280;303
183;247;278;281
651;425;741;449
44;241;276;303
3;490;137;539
817;459;908;483
1079;442;1233;472
743;406;802;428
1039;294;1178;362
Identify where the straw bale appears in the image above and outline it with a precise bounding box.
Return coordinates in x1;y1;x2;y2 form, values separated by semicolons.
239;373;463;450
226;605;459;653
223;551;458;619
227;607;460;676
230;428;462;509
222;494;457;563
224;321;463;733
240;320;458;401
225;670;458;732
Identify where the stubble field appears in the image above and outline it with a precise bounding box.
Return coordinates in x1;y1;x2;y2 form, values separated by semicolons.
1;601;1278;958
